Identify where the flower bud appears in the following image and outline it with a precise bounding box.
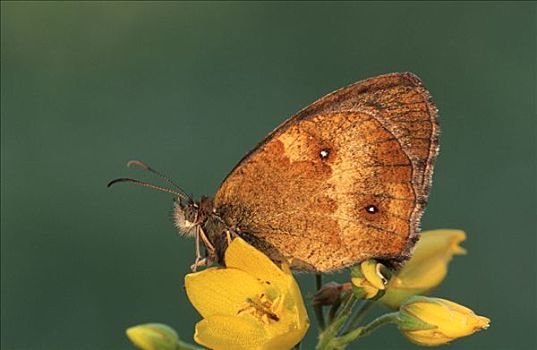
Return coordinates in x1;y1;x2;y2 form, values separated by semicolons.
351;260;387;299
126;323;179;350
381;229;466;309
397;296;490;346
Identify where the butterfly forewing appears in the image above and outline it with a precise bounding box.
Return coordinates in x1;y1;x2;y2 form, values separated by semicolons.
214;73;438;272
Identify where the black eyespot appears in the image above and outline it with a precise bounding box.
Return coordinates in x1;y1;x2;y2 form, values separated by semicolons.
365;205;378;214
320;149;330;159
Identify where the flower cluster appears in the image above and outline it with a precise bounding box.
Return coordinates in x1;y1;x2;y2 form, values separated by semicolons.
126;229;489;350
345;229;489;347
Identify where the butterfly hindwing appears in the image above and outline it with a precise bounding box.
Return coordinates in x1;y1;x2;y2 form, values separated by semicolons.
214;73;438;272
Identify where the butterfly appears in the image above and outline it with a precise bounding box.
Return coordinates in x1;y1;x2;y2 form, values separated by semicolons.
109;72;439;272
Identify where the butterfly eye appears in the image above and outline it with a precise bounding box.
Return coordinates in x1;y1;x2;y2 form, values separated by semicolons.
365;205;378;214
320;149;330;159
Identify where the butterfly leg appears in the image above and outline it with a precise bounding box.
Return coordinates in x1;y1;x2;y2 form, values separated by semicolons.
225;229;235;245
198;227;216;256
191;227;216;271
190;257;211;271
190;255;215;271
191;227;203;271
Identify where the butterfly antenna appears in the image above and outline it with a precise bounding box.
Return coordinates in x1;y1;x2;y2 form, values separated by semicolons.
107;177;189;200
126;160;191;200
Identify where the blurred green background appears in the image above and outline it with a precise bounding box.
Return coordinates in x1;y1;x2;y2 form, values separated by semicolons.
1;2;535;349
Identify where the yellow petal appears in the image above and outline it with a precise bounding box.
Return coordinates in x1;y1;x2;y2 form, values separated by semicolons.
411;229;466;266
381;230;467;309
440;300;491;331
405;299;490;338
185;267;265;319
404;329;455;346
398;229;466;289
351;277;380;299
225;238;290;293
360;260;386;290
194;315;269;350
379;284;429;309
126;324;178;350
126;326;157;350
281;264;309;330
263;326;308;350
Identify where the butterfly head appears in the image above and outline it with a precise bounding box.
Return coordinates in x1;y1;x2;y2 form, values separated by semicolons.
173;196;214;237
173;199;198;236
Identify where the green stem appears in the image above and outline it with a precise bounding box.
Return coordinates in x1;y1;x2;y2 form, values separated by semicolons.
334;312;399;347
176;340;205;350
316;312;399;350
316;293;356;350
344;300;374;332
334;292;356;325
313;273;326;330
316;273;323;290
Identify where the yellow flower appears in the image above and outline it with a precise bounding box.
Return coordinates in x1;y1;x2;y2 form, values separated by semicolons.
381;229;466;308
184;237;309;350
126;323;179;350
398;296;490;346
351;260;387;299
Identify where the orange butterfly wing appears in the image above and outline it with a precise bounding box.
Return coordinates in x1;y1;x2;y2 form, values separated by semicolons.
214;73;438;272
